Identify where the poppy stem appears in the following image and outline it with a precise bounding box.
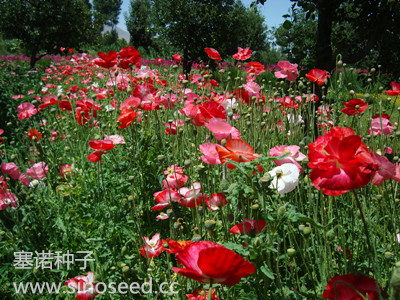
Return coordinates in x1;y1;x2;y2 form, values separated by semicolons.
353;191;373;258
208;280;213;300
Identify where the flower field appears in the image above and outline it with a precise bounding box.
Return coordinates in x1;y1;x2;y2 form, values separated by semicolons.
1;46;400;299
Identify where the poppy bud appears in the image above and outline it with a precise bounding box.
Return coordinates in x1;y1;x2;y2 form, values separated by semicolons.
204;220;216;230
385;252;393;260
166;209;173;217
303;227;312;237
298;224;305;232
192;234;202;242
287;248;296;257
278;206;286;217
121;246;127;256
197;206;204;216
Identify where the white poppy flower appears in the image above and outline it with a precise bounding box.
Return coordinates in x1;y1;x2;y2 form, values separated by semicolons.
267;163;299;194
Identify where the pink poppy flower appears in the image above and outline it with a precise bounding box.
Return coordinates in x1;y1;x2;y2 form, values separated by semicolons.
368;115;394;135
119;96;141;111
371;152;400;186
233;47;252;60
0;188;18;210
1;162;21;180
199;143;226;165
156;212;169;221
242;81;261;98
162;165;188;189
103;134;125;145
163;119;184;135
26;162;48;180
18;173;30;187
64;271;98;300
139;233;165;258
17;103;38;120
274;61;298;81
269;145;307;173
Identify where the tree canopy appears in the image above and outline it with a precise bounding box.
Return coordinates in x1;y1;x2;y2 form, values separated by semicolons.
0;0;95;67
93;0;123;27
260;0;400;76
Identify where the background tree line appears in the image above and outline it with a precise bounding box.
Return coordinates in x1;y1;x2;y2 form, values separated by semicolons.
0;0;399;77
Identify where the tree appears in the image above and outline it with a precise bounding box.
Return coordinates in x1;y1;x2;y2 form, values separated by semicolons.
0;0;95;68
125;0;154;50
258;0;400;74
92;0;123;27
151;0;270;75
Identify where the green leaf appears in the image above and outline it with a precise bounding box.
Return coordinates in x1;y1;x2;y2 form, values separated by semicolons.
260;262;275;279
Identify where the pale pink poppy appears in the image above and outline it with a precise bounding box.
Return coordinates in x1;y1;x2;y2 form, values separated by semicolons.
1;162;21;180
18;103;38;120
26;162;48;180
156;212;169;221
371;152;397;186
242;81;261;98
104;134;125;144
368;116;394;136
269;145;306;173
274;61;298;81
199;143;226;165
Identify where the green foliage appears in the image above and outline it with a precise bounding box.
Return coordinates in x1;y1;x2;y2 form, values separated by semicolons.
125;0;154;50
0;0;96;67
92;0;123;27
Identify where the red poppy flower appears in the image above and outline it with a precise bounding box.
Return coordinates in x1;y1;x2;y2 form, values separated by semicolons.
39;94;58;109
229;219;267;235
233;47;252;60
172;241;255;286
205;193;228;211
187;288;219;300
198;102;227;121
60;164;72;180
89;139;115;151
205;48;222;61
165;239;193;254
341;99;367;116
118;109;137;129
94;50;117;69
246;62;265;76
322;274;386;300
87;151;106;162
27;129;42;141
306;69;329;86
65;271;98;300
152;189;181;211
385;81;400;96
216;139;260;169
118;46;141;69
139;233;165;258
308;127;377;196
172;54;182;62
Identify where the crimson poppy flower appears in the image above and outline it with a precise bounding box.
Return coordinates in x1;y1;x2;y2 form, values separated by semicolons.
118;109;136;129
65;271;98;300
89;139;115;151
139;233;165;258
230;219;266;235
306;69;329;86
216;139;260;169
27;129;42;141
308;127;377;196
87;151;106;162
341;99;367;116
198;102;227;121
205;48;222;61
233;47;252;60
118;46;141;69
322;274;386;300
165;239;193;254
172;54;182;62
172;241;255;286
94;50;117;69
385;81;400;96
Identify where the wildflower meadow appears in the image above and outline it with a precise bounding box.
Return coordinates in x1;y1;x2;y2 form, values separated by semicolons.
1;46;400;300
